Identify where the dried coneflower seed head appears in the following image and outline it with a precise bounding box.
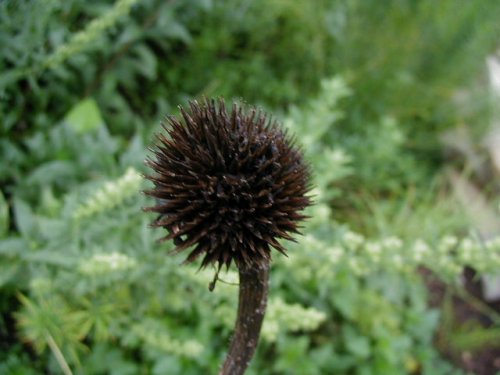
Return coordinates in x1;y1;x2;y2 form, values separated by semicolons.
144;98;311;270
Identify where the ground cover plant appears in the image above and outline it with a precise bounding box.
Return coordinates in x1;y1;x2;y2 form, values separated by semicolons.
1;0;500;374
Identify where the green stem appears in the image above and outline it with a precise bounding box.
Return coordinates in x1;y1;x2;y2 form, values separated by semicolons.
46;334;73;375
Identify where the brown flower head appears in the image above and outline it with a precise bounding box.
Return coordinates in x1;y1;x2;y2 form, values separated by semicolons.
144;98;311;270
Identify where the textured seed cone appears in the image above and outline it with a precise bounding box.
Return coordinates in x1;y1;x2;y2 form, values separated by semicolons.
144;98;311;270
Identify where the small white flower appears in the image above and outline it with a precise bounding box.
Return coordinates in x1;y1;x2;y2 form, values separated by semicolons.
441;235;458;249
343;231;364;248
328;246;344;263
79;251;136;275
366;242;382;255
383;237;403;249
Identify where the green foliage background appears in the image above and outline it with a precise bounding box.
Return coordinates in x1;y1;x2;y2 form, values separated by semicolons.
1;0;500;374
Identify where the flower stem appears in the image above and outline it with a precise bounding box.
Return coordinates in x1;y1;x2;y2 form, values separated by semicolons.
220;262;270;375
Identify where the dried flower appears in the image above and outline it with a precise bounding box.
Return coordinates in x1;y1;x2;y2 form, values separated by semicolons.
144;98;311;270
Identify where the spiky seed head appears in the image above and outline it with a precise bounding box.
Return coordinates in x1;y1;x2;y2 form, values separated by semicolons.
144;98;311;270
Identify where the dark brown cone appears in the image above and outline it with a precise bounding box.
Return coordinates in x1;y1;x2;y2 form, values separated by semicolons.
144;98;311;270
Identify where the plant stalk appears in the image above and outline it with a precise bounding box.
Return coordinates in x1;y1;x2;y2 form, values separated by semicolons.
219;262;270;375
46;334;73;375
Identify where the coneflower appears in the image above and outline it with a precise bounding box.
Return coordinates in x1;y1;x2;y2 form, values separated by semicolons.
144;98;311;375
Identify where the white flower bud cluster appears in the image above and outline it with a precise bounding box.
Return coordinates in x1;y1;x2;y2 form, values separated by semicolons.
42;0;138;72
130;320;203;358
78;251;136;275
289;203;500;282
73;168;142;220
262;298;326;342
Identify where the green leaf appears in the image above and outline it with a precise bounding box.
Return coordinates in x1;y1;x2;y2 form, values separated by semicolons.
79;344;138;375
13;198;35;237
119;132;145;168
0;238;26;256
26;160;76;187
452;326;500;352
132;45;158;80
0;261;20;287
152;356;181;375
0;190;9;238
64;98;104;134
344;326;371;359
23;250;76;267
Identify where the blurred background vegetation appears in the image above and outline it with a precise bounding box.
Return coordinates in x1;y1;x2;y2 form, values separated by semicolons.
1;0;500;374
